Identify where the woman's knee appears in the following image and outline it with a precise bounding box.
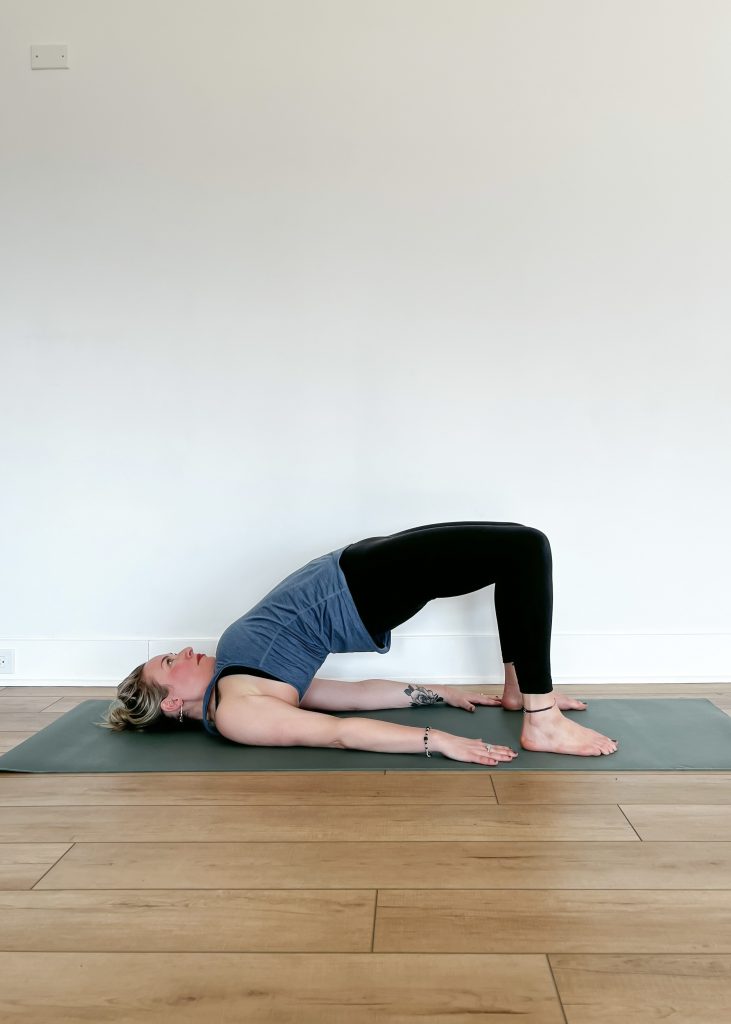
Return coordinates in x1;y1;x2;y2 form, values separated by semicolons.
520;526;552;561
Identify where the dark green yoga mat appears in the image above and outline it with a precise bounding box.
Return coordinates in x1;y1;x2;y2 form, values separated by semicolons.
0;698;730;773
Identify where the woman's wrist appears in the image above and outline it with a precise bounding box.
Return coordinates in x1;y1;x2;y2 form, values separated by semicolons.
425;727;446;754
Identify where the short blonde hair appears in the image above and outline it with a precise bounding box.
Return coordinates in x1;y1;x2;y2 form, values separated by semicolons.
96;661;168;732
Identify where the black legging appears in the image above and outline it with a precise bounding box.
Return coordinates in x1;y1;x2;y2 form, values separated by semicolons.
339;521;554;694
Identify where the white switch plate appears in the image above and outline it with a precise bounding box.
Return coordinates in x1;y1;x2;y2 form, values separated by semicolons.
0;650;15;674
31;44;69;70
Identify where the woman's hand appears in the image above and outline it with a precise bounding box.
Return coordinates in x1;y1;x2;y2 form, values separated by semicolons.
436;730;518;765
437;688;503;713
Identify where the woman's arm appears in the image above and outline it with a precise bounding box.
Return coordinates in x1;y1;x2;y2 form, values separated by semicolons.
300;676;444;712
352;678;445;710
214;694;447;755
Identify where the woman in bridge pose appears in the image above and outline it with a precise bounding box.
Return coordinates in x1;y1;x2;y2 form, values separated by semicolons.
100;521;617;762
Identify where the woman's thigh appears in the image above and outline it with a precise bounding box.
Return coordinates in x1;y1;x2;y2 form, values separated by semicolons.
340;520;537;635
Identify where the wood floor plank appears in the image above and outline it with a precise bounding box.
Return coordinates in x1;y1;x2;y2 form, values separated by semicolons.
0;771;496;806
0;713;64;731
492;772;731;804
32;696;101;712
0;733;33;755
33;840;731;891
374;891;731;953
0;697;79;712
620;804;731;840
549;954;731;1024
0;890;375;952
0;952;565;1024
0;845;73;889
0;687;116;696
0;803;637;842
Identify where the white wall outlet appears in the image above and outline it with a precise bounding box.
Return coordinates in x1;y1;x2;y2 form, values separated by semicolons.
0;650;15;674
31;45;69;70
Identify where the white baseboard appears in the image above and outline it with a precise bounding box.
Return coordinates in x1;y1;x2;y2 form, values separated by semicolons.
0;632;729;685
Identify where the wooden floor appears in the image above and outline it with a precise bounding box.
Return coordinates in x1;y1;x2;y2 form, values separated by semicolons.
1;682;730;1023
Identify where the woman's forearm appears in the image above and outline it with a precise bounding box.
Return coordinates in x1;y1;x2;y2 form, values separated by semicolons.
339;715;445;754
355;678;445;710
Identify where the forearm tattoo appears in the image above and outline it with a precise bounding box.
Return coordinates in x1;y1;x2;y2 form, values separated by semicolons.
404;684;444;707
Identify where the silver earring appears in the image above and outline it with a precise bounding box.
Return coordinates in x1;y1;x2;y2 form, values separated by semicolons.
178;706;184;724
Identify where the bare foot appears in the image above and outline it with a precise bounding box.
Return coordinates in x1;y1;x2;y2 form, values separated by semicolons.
500;676;587;713
521;703;618;756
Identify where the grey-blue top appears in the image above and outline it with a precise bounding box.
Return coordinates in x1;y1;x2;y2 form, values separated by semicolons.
201;545;391;736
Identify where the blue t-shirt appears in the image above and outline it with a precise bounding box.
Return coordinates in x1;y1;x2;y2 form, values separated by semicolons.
201;544;391;736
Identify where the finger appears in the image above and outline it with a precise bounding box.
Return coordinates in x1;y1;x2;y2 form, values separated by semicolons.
479;742;517;755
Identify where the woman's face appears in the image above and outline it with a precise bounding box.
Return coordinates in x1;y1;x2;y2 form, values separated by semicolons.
146;647;215;714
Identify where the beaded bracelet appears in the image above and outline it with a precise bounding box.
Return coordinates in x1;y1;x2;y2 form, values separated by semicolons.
424;725;432;757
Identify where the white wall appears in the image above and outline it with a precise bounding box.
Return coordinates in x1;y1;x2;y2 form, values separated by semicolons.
1;0;729;685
